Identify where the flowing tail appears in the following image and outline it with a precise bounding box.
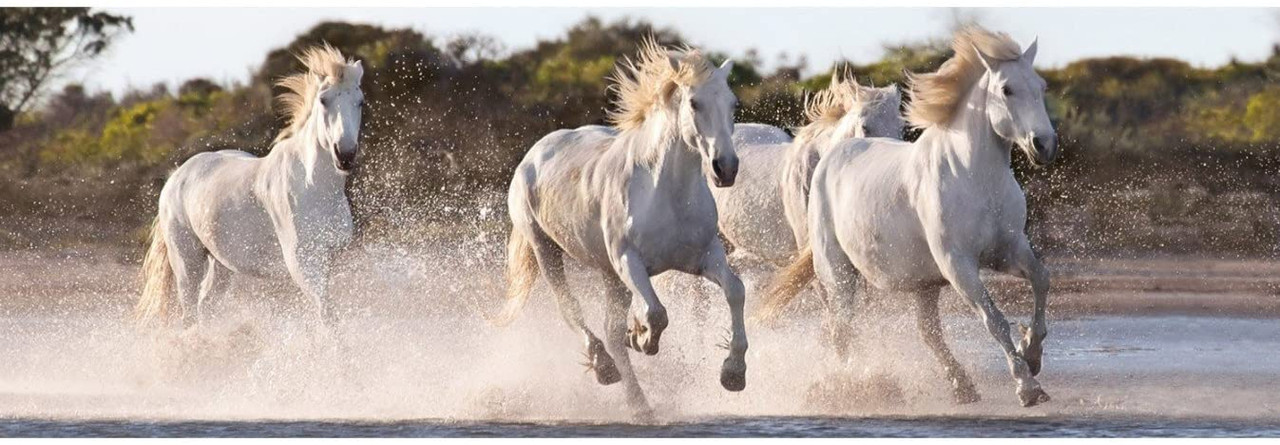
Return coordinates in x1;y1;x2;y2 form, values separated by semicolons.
491;228;539;326
752;246;815;325
135;218;173;326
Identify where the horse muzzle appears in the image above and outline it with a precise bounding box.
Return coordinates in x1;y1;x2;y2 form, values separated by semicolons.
1031;134;1058;167
334;146;358;172
711;157;738;188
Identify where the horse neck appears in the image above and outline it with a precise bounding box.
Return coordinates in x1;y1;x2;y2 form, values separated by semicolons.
627;111;705;194
788;121;842;163
827;113;863;148
917;79;1011;181
268;113;346;191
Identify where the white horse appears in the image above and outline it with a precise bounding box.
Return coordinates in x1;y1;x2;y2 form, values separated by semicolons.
715;72;903;267
138;45;364;330
759;26;1058;407
497;38;745;417
731;122;792;146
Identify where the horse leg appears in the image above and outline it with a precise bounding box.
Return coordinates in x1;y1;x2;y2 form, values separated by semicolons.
696;239;749;391
285;245;338;331
196;258;232;325
998;238;1050;377
810;214;859;361
602;273;653;418
914;288;980;404
613;247;667;356
166;226;206;330
939;258;1049;407
531;239;619;386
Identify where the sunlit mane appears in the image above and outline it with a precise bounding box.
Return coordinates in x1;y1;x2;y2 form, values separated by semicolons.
905;25;1022;129
795;68;896;143
273;43;352;143
608;36;715;131
795;68;858;142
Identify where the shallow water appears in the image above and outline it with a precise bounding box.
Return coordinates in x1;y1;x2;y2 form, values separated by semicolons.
2;246;1279;437
7;416;1280;438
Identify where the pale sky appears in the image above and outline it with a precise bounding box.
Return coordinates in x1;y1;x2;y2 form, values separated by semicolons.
64;7;1280;98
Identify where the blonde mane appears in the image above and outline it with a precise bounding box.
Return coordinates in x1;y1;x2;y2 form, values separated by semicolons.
608;37;715;131
904;25;1022;129
273;43;352;143
795;67;859;143
794;68;896;143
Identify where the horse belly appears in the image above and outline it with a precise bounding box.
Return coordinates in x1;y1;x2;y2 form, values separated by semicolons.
198;204;287;278
839;200;945;290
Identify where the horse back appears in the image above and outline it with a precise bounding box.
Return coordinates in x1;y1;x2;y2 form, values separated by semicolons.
511;126;621;267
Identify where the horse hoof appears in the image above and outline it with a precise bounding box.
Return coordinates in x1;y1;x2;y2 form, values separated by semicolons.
631;406;657;424
595;358;621;386
720;357;747;392
628;315;663;356
1018;386;1051;407
586;339;621;385
953;384;981;404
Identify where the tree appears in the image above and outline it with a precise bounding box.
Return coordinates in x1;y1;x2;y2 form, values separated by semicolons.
0;8;133;131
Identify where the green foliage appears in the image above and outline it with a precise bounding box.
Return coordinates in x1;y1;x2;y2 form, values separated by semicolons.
1245;87;1280;142
0;8;133;130
40;99;171;165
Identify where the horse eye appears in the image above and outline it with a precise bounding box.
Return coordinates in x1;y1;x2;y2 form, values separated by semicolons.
690;101;700;112
321;97;331;107
1002;86;1013;97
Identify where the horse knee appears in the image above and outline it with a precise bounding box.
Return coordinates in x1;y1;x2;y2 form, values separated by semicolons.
722;275;745;305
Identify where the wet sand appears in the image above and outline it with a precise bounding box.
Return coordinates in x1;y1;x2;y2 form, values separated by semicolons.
1;245;1278;436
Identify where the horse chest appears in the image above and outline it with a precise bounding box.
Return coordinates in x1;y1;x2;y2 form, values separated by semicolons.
625;198;717;273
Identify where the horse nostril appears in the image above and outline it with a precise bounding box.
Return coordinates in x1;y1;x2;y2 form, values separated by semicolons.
712;160;724;178
1032;138;1045;152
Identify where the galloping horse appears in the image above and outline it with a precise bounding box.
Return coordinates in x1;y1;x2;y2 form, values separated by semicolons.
714;71;903;267
715;73;902;355
138;44;365;330
497;38;745;417
759;26;1058;407
731;122;792;146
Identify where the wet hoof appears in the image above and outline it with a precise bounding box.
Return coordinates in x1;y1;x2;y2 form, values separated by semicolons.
593;355;621;386
627;310;667;356
1018;385;1051;407
720;357;747;392
952;381;981;404
631;406;657;424
584;339;621;386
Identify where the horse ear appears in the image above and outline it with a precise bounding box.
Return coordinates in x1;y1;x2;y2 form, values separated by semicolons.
717;59;734;78
971;43;996;73
668;54;682;72
351;60;365;80
1023;37;1039;65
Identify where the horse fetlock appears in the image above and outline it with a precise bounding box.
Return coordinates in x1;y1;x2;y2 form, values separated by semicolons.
720;356;747;392
1016;323;1046;376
